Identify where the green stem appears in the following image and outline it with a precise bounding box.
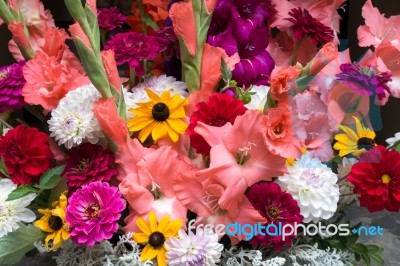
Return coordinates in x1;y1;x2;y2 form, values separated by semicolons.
100;29;107;48
289;37;306;66
129;67;136;89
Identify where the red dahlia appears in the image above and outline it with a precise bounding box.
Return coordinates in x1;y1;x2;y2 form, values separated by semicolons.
0;125;53;184
65;143;118;191
347;145;400;212
246;182;303;251
186;93;247;155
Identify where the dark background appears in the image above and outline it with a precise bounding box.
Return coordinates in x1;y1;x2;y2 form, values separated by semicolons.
1;0;399;145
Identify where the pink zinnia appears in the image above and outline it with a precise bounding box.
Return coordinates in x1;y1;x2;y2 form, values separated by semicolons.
0;61;26;112
98;7;126;31
104;32;161;76
246;182;303;251
66;182;126;246
64;143;118;191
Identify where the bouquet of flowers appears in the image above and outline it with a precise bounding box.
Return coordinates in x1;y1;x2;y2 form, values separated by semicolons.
0;0;399;265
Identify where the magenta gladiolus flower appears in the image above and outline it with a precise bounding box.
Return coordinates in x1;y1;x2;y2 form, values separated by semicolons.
0;61;26;112
98;7;126;31
66;182;126;246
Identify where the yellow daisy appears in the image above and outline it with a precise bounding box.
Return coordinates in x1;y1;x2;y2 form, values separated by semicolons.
333;117;376;157
128;89;188;143
133;212;182;266
34;191;70;251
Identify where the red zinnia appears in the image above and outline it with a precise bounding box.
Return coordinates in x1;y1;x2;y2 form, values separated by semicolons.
347;145;400;212
65;143;118;192
0;125;53;184
246;182;303;251
186;93;247;155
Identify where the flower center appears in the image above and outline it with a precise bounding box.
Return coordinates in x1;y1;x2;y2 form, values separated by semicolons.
273;122;284;135
77;158;91;173
382;174;391;184
84;203;101;219
357;137;375;150
236;142;256;165
0;68;10;80
152;103;170;122
62;115;80;134
148;231;165;248
209;116;227;127
265;205;282;222
48;215;63;231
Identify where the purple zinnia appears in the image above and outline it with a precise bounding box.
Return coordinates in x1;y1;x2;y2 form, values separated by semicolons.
104;32;161;76
0;61;26;113
246;182;303;251
336;63;392;100
98;7;126;31
66;181;126;246
64;143;118;192
286;7;334;45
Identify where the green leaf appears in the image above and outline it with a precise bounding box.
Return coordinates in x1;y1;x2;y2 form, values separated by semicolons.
366;244;381;253
263;91;277;113
0;157;9;177
35;165;65;190
84;4;100;53
0;224;43;265
361;253;371;266
6;185;38;201
117;89;127;121
370;254;385;265
350;243;368;254
220;59;232;84
346;234;358;246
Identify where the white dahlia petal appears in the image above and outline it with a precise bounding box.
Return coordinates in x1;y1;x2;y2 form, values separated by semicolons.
277;154;340;223
245;85;270;111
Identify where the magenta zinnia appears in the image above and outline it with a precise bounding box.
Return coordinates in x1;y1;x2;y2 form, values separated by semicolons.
286;8;334;45
246;182;303;251
104;32;161;76
98;7;126;31
66;182;126;246
347;146;400;212
0;61;26;113
64;143;118;191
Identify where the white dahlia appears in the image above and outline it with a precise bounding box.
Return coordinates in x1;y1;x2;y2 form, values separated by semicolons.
165;229;223;266
277;154;340;223
0;179;36;238
245;85;270;111
48;84;104;149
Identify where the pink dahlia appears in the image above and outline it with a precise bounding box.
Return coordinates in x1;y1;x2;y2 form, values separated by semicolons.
104;32;161;76
98;7;126;31
187;93;247;155
347;146;400;212
246;182;303;251
64;143;118;191
66;181;126;246
0;61;26;112
286;8;334;45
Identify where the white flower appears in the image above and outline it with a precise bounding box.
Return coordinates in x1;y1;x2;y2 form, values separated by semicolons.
165;228;223;266
245;85;270;111
386;132;400;147
0;179;36;238
277;154;340;223
48;84;104;149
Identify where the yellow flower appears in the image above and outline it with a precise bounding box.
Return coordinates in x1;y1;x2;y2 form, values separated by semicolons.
133;212;182;266
333;117;376;157
128;89;188;143
34;191;70;251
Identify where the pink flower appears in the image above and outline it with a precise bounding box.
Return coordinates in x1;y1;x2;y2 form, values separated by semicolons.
66;182;126;246
194;109;287;213
98;7;126;31
0;61;26;112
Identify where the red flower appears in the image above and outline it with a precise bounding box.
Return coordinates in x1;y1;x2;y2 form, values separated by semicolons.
186;93;247;155
246;182;303;251
65;143;118;191
348;146;400;212
0;125;53;184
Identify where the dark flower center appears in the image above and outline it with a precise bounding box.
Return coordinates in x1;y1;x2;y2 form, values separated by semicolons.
209;116;227;127
357;137;375;150
148;231;165;248
48;215;63;231
0;68;10;79
84;203;101;219
76;158;91;173
152;103;170;122
273;122;284;135
265;205;282;222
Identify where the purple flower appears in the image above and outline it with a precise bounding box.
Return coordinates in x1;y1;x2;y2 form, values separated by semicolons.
98;7;126;31
0;61;26;112
66;182;126;246
65;143;118;192
104;32;161;76
246;182;303;251
286;8;334;45
336;63;392;100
